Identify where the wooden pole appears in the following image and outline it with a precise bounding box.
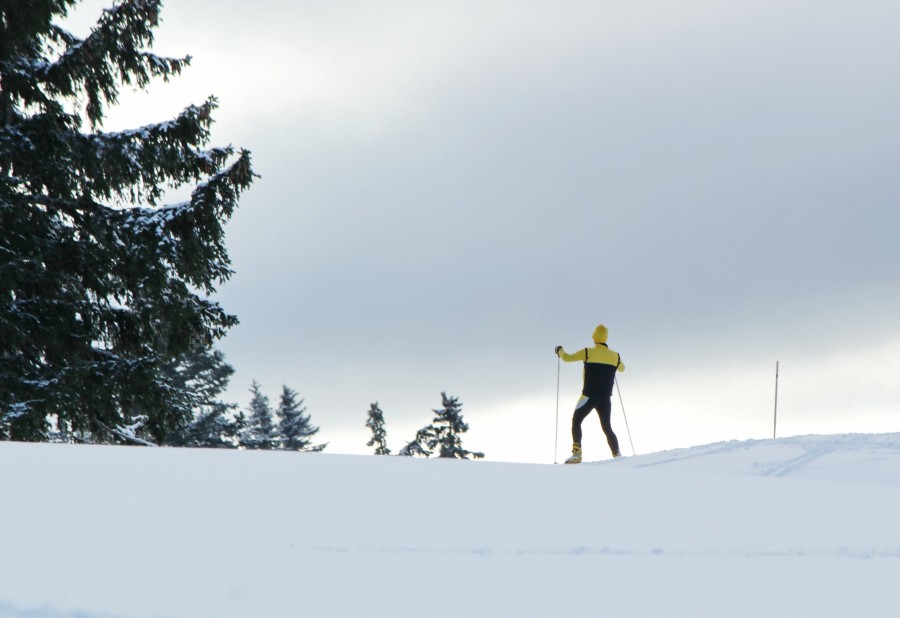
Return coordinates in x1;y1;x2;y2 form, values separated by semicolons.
773;361;780;439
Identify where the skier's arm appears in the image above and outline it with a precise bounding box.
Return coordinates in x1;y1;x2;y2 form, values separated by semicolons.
555;347;587;363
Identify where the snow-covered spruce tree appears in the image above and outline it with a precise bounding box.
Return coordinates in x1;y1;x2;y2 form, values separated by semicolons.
0;1;254;443
174;398;239;448
277;385;325;452
164;346;240;448
428;392;484;459
398;425;434;457
240;381;277;450
365;402;390;455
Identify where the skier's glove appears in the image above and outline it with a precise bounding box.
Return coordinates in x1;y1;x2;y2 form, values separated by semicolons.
555;345;562;356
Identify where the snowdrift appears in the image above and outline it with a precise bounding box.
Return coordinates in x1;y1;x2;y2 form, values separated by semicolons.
2;433;900;617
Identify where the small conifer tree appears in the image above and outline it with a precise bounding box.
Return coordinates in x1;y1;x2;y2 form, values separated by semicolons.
428;392;484;459
398;425;435;458
175;402;239;449
365;402;391;455
240;381;277;450
164;346;239;448
277;385;325;452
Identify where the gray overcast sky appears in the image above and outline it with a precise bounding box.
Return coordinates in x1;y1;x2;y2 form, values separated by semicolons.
67;0;900;462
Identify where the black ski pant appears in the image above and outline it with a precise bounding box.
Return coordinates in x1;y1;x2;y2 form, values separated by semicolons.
571;395;620;456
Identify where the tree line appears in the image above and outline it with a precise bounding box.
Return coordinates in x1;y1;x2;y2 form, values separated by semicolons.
0;0;483;460
366;394;484;459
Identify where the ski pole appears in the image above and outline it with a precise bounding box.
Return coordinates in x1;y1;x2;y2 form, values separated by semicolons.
615;376;635;456
554;356;560;464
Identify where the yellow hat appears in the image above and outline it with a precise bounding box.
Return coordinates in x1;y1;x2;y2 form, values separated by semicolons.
592;324;608;344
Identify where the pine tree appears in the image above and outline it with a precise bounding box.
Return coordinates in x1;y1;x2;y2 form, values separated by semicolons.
164;346;239;448
232;410;248;443
398;425;435;458
175;401;239;449
428;392;484;460
365;402;391;455
277;385;325;452
240;381;277;450
0;1;254;442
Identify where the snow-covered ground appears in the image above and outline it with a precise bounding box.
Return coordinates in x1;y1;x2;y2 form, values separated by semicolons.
2;433;900;617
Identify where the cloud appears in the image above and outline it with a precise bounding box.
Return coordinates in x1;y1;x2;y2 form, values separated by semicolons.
60;0;900;458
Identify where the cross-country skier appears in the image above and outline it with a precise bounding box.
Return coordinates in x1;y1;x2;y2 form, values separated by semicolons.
555;324;625;464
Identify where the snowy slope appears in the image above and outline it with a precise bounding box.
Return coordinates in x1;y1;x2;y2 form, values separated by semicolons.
2;434;900;618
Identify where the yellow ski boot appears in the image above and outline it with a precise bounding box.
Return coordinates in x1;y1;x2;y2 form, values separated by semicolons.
564;444;582;464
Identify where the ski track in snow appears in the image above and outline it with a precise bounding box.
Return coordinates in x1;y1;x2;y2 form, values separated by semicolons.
621;432;900;484
0;603;118;618
759;448;830;478
303;544;900;560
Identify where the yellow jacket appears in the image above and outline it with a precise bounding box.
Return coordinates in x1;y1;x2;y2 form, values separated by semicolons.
558;344;625;370
557;324;624;397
